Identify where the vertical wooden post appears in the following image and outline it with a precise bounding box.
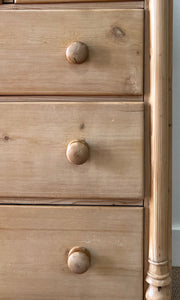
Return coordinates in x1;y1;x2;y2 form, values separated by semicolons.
145;0;172;299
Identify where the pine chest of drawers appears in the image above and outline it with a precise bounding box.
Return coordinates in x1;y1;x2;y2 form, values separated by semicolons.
0;0;172;299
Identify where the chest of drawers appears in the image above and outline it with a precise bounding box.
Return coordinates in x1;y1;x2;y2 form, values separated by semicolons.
0;0;172;299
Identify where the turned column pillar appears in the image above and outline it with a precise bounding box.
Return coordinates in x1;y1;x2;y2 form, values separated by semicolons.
145;0;172;299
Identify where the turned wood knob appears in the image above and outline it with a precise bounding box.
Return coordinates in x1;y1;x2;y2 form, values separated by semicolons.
67;247;91;274
66;140;89;165
66;41;89;64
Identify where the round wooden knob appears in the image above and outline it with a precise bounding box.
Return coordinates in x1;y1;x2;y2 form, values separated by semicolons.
66;140;89;165
67;247;91;274
66;41;89;64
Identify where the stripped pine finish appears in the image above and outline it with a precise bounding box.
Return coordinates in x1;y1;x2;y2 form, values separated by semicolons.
0;102;144;200
0;206;143;300
0;9;143;95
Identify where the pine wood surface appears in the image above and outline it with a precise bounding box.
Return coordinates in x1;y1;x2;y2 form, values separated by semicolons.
0;9;143;95
0;197;144;206
145;0;172;299
0;1;173;300
144;0;151;295
0;205;143;300
0;95;143;102
12;1;144;7
0;102;144;200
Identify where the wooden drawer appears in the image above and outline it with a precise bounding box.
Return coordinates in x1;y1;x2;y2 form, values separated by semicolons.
0;8;143;96
0;206;143;300
0;102;144;199
14;0;143;4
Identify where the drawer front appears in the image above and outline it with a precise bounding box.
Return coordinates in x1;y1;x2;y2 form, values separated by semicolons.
0;9;143;96
0;102;144;199
0;206;143;300
14;0;143;4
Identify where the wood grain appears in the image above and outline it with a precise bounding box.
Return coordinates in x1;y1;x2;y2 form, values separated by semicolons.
0;205;143;300
0;102;144;200
67;247;91;274
66;140;90;165
145;0;172;299
0;95;143;102
168;0;173;279
66;41;89;64
0;9;143;95
144;0;151;296
1;2;144;8
13;1;144;6
0;197;144;206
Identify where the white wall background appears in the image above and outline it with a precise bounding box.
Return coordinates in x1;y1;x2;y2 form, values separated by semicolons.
172;0;180;266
